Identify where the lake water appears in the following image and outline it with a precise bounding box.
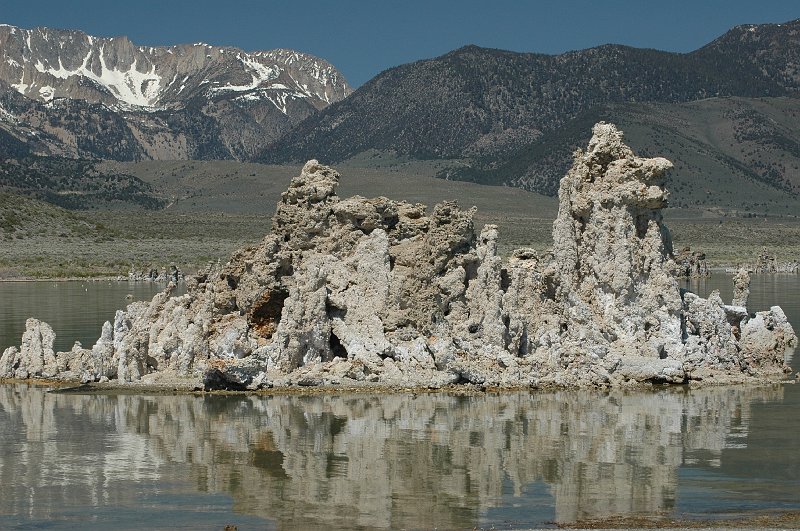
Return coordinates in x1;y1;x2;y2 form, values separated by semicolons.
0;274;798;529
0;281;173;353
1;383;799;529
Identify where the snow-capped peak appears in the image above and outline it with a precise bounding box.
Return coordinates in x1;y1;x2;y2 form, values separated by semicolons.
0;23;351;114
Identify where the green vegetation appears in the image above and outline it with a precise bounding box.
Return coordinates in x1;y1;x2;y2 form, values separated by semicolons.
440;97;800;216
0;156;165;210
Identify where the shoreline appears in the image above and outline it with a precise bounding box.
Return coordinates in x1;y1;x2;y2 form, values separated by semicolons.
2;374;796;397
560;509;800;529
0;276;184;283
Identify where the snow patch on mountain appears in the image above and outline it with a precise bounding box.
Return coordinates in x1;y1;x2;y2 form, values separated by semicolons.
32;47;163;107
38;85;54;101
1;25;350;113
206;54;280;98
265;92;300;114
11;72;28;94
0;23;353;160
0;101;18;123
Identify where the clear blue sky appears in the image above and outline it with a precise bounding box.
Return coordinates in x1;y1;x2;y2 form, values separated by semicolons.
3;0;799;87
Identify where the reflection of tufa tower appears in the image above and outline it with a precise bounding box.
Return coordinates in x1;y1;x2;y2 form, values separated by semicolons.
0;385;784;527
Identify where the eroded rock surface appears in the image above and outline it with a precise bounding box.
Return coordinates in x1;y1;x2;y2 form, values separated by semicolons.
674;247;709;279
754;248;799;274
2;123;796;389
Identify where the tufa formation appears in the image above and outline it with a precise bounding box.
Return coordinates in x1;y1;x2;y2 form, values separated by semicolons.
1;123;796;389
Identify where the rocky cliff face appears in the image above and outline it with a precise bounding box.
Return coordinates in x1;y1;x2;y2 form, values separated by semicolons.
1;123;796;388
0;24;351;160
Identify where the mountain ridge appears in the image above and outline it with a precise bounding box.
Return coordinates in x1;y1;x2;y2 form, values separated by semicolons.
0;23;352;160
443;96;800;204
258;18;800;200
1;19;799;213
0;24;349;110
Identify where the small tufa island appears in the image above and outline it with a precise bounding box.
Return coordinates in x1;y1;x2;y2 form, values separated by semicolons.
1;124;796;390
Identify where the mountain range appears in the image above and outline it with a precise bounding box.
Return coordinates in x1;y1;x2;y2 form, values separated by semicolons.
261;19;800;200
0;20;798;209
0;24;350;160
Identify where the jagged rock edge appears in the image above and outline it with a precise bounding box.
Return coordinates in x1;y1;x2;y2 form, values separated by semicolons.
1;123;796;389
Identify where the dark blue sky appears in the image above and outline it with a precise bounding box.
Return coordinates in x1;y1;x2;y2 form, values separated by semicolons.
3;0;799;87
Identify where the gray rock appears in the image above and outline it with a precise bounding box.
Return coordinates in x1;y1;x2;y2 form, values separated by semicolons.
614;356;685;384
0;346;19;378
732;267;750;307
4;126;796;388
15;319;57;379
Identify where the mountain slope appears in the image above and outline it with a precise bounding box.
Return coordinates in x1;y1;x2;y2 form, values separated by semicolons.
443;96;800;215
259;19;800;204
0;24;351;160
0;156;164;209
0;190;117;239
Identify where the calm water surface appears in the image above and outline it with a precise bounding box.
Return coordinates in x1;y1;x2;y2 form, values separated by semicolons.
0;281;176;352
0;274;797;529
1;384;799;529
680;272;800;321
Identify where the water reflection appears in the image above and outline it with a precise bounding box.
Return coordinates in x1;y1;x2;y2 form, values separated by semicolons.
1;384;796;529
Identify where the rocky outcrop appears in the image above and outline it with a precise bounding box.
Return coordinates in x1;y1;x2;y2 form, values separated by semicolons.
674;247;709;278
1;123;796;389
732;267;751;307
127;264;184;283
0;319;55;379
754;248;799;274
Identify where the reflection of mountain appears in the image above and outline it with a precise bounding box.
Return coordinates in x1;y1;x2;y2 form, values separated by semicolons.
0;385;786;528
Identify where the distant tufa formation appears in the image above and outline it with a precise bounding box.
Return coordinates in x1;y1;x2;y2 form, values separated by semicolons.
753;248;799;274
674;247;709;278
1;124;796;389
127;264;184;283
